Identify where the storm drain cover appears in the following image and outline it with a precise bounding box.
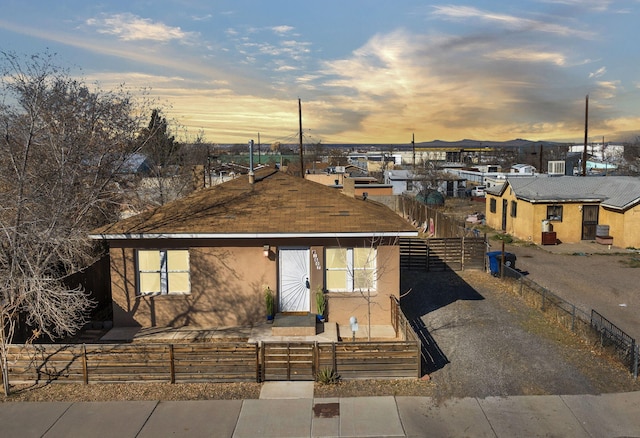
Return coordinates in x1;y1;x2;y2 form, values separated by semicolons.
313;402;340;418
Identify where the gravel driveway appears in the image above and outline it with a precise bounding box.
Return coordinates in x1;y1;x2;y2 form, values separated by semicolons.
504;244;640;341
401;269;639;401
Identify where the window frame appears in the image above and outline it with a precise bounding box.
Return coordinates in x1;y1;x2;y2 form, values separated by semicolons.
489;198;497;213
136;249;191;296
324;247;377;293
510;200;517;217
546;205;563;222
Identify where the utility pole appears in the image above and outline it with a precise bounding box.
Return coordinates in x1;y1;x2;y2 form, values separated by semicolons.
298;98;304;178
539;144;543;173
258;132;261;166
582;95;588;176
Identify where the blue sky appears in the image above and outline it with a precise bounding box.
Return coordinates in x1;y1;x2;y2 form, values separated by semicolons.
2;1;639;145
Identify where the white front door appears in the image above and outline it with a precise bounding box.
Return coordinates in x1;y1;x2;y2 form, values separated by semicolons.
278;248;310;312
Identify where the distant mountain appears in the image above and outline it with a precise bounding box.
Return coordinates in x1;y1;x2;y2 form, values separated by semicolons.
416;139;567;149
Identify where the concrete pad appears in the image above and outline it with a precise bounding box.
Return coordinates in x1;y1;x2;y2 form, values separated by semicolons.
337;324;398;340
396;396;495;437
100;326;140;342
478;395;590;438
233;399;312;438
260;381;314;399
0;402;72;438
339;396;405;437
137;400;242;438
312;397;340;438
562;391;640;438
43;401;158;438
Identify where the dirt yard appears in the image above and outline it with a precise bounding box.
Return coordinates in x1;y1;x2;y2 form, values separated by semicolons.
503;242;640;341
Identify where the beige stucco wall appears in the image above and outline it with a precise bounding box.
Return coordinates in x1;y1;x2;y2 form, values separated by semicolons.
109;240;276;328
486;187;640;247
305;173;344;186
108;238;401;329
600;205;640;248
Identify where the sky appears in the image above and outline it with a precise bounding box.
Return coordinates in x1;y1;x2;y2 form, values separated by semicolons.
1;1;639;146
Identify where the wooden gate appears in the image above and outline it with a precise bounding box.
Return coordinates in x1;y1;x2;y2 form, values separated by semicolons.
400;237;486;271
261;342;316;381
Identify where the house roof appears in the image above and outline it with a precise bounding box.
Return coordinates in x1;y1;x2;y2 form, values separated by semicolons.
491;176;640;210
91;168;418;239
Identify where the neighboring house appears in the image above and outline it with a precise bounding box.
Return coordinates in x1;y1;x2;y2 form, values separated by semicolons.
342;176;393;198
485;176;640;248
384;169;466;197
90;168;417;331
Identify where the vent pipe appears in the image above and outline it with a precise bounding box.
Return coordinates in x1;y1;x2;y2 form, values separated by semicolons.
248;139;255;184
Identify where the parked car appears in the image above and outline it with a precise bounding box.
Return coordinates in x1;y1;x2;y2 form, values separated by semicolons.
471;186;486;197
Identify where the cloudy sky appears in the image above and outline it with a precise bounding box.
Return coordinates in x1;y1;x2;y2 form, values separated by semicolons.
1;1;639;145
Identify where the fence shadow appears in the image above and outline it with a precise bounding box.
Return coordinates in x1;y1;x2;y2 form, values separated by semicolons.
410;318;449;374
400;270;485;320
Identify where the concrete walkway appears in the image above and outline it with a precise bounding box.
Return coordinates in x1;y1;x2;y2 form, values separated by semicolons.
1;384;639;437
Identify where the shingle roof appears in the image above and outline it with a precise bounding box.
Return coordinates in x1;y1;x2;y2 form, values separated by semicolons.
503;176;640;210
91;168;417;238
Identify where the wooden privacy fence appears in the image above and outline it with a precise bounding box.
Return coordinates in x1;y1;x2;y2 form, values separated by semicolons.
3;338;421;385
396;195;472;238
400;237;486;271
4;343;259;384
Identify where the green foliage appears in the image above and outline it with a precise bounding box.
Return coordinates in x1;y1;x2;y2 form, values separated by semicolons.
264;287;275;316
491;233;514;244
316;368;340;385
315;287;326;317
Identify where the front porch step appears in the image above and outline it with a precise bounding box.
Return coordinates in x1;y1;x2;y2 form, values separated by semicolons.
271;313;317;336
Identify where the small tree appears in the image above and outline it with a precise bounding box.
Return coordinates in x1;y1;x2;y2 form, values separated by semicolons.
328;236;395;341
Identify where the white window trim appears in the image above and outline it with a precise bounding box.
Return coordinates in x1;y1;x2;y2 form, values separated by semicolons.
136;249;191;296
325;247;377;293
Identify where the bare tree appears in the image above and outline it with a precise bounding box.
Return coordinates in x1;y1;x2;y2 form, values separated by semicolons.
0;52;148;394
134;109;196;207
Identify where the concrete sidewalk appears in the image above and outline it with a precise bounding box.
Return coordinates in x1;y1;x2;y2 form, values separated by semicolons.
1;383;640;437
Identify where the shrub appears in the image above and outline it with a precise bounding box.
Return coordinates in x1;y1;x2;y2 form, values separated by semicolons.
316;368;340;385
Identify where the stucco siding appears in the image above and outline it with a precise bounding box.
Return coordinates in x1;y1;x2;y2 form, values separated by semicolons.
109;238;401;329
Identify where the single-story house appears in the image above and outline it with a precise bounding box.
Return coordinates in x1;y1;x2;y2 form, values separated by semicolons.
485;176;640;248
90;167;418;330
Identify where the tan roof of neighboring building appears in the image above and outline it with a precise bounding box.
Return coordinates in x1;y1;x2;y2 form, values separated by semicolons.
91;168;417;239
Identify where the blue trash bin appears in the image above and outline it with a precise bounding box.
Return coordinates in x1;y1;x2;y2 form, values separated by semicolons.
487;251;516;277
487;251;502;276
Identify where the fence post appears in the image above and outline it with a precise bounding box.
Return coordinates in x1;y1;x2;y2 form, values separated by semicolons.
169;344;175;384
519;277;524;296
260;343;265;382
82;344;88;385
332;342;337;373
633;341;638;379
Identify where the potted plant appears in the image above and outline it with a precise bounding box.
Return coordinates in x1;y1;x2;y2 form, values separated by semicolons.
315;287;326;322
265;286;275;323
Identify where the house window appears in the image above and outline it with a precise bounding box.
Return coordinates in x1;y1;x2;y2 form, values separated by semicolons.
547;205;563;221
490;198;497;213
510;201;517;217
137;249;190;295
325;247;376;292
